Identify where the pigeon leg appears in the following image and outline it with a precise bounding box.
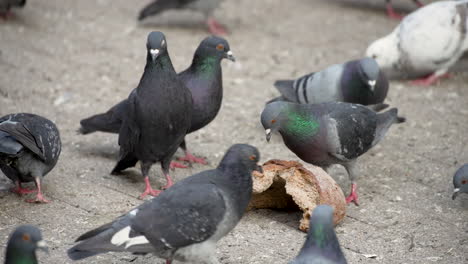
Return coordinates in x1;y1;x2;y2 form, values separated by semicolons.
385;1;404;20
343;161;359;206
166;260;172;264
177;140;207;165
26;177;50;203
161;161;174;190
412;0;424;7
410;72;452;86
139;162;161;199
11;181;37;195
206;17;227;35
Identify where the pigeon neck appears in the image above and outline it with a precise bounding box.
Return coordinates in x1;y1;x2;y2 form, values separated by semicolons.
341;61;373;103
5;247;38;264
282;109;320;139
302;221;343;259
145;52;175;72
190;54;222;78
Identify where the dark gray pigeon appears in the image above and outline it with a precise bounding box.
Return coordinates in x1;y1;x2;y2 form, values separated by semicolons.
4;225;48;264
260;101;404;205
79;36;235;168
385;0;423;19
0;113;61;203
67;144;262;264
111;31;193;199
452;164;468;200
0;0;26;18
138;0;227;35
272;58;389;110
290;205;347;264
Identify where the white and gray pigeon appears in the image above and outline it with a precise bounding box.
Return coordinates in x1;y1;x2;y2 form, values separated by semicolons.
0;113;61;203
260;101;404;205
0;0;25;18
271;58;389;110
67;144;262;264
452;163;468;200
138;0;227;35
110;31;193;199
290;205;347;264
366;0;468;86
4;225;48;264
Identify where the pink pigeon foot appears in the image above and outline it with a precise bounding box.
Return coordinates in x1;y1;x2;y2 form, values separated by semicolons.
139;176;162;199
177;152;207;165
206;17;227;35
11;182;37;195
410;73;452;86
161;173;174;190
386;4;404;20
345;183;359;206
25;179;49;203
170;161;188;169
413;0;424;7
166;260;172;264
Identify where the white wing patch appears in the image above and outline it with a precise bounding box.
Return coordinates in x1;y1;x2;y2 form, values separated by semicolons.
111;226;150;249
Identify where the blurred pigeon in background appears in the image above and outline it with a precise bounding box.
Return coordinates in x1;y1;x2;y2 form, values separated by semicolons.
0;0;26;19
4;225;48;264
366;0;468;86
452;163;468;200
79;36;235;168
138;0;227;35
261;101;404;205
385;0;423;19
271;58;389;110
110;31;193;199
68;144;261;264
290;205;347;264
0;113;61;203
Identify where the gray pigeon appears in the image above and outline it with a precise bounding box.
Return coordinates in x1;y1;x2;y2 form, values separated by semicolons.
111;31;192;199
260;101;404;205
366;0;468;86
290;205;347;264
385;0;423;19
0;113;61;203
452;163;468;200
4;225;48;264
138;0;227;35
79;36;235;168
67;144;262;264
272;58;388;109
0;0;25;18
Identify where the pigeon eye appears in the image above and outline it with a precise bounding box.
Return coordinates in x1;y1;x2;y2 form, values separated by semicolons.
22;234;30;241
271;119;276;124
249;155;256;161
462;180;467;185
216;44;224;51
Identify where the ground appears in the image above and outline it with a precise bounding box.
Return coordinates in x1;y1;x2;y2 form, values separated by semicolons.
0;0;468;263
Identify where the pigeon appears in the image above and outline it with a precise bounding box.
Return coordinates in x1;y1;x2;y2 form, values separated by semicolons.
271;58;389;109
4;225;48;264
366;0;468;86
0;113;61;203
111;31;193;199
260;101;404;205
0;0;26;19
385;0;423;20
79;36;235;168
67;144;262;264
138;0;227;35
452;163;468;200
290;205;347;264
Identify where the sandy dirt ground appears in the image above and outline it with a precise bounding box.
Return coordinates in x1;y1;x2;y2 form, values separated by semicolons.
1;0;468;263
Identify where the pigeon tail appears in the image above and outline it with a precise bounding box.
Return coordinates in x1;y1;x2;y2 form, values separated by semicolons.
371;108;401;147
0;131;23;155
138;0;181;21
79;112;121;135
273;80;297;102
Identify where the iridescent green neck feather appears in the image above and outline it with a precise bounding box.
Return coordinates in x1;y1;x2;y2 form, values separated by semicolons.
284;110;320;138
5;248;37;264
193;56;219;79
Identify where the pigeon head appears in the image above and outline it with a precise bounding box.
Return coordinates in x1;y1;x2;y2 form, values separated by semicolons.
261;101;289;142
452;164;468;200
5;225;48;262
196;36;235;62
358;58;380;92
218;144;262;174
365;35;398;73
146;31;168;62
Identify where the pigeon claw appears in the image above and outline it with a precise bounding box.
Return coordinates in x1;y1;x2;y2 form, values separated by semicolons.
139;188;161;199
26;193;50;204
177;152;207;165
170;161;188;169
410;73;452;86
206;17;227;35
385;4;404;20
345;183;359;206
11;186;37;195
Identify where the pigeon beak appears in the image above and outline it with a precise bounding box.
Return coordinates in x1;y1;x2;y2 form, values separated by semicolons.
150;48;160;62
255;163;263;173
225;50;236;62
265;128;272;142
36;240;49;254
452;188;460;200
368;80;376;92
